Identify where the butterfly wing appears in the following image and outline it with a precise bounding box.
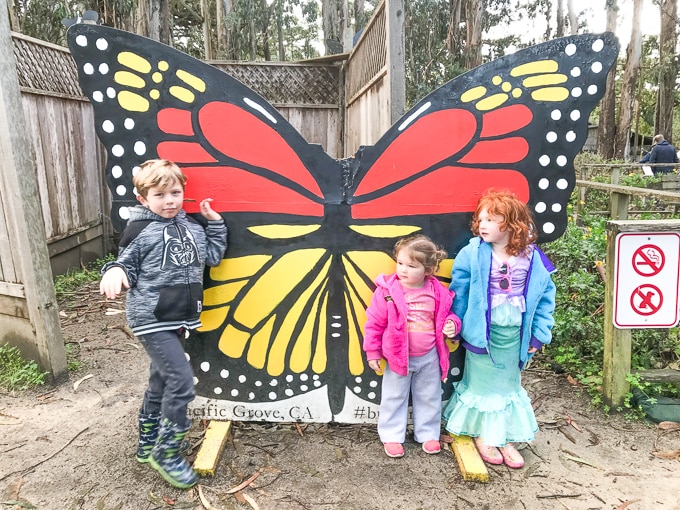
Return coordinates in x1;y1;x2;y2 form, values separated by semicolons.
349;32;619;247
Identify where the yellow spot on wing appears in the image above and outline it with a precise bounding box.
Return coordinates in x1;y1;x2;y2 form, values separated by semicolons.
436;258;453;279
531;87;570;101
177;69;206;92
268;257;331;376
118;52;152;73
311;294;328;373
248;224;321;239
522;74;568;87
345;251;395;284
510;60;559;77
114;71;145;88
198;305;229;331
234;249;326;329
158;60;169;71
349;225;421;238
203;280;248;306
476;93;509;111
169;85;195;103
150;90;160;100
246;316;275;369
117;90;149;112
152;72;163;83
461;86;487;103
218;324;250;358
210;255;272;281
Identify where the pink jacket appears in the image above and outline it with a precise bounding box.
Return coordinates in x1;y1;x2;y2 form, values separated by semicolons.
362;273;461;381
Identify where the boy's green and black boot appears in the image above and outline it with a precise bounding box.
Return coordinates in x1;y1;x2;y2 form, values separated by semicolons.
136;411;161;463
148;417;198;489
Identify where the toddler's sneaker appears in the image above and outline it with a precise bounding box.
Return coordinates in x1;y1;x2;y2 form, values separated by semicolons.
383;442;404;458
422;440;441;454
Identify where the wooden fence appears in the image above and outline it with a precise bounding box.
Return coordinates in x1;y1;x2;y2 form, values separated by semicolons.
344;0;405;157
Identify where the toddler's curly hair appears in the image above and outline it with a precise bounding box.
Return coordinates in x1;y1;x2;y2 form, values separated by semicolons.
393;234;447;274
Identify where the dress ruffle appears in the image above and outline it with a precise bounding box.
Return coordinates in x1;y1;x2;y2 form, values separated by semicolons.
442;380;538;446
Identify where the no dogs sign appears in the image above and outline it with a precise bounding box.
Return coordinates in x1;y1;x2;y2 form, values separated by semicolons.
614;233;680;328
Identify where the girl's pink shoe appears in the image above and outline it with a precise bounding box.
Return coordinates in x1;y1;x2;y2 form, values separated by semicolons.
474;438;503;465
499;443;524;468
384;442;404;458
422;440;441;454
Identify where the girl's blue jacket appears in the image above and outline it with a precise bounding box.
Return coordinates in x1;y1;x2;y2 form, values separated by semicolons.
451;237;556;369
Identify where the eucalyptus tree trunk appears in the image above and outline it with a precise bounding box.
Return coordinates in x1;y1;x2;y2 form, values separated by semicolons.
201;0;214;59
597;0;618;159
465;0;482;69
655;0;677;142
556;0;564;37
567;0;577;35
446;0;463;55
276;0;284;60
322;0;341;54
614;0;643;160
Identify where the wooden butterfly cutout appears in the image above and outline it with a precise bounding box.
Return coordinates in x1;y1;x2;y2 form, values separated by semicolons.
67;23;618;421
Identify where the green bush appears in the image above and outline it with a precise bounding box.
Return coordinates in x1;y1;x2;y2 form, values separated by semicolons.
0;343;47;391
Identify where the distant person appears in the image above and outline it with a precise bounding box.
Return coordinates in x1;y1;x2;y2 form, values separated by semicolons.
363;235;461;458
100;159;227;489
640;134;678;175
442;189;555;469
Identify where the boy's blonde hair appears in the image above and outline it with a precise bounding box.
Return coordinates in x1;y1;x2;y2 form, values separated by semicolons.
133;159;187;198
393;234;447;274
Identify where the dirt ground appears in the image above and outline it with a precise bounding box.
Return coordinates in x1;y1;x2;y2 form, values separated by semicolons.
1;282;680;510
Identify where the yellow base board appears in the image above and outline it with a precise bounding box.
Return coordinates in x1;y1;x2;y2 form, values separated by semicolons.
193;420;232;477
448;433;489;482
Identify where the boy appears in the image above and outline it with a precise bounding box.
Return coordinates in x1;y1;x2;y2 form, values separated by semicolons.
100;159;227;488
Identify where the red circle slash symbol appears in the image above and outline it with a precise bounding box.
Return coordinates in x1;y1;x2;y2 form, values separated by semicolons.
630;284;663;316
632;244;665;277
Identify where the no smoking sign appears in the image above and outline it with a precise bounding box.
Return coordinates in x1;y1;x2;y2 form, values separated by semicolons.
614;233;680;328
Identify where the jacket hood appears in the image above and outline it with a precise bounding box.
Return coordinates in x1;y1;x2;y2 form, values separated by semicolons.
374;273;397;289
127;205;187;223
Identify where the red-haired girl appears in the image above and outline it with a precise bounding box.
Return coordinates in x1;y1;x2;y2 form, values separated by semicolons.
442;189;556;468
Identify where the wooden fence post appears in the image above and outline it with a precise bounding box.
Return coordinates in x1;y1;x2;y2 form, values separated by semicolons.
0;7;66;378
602;222;631;408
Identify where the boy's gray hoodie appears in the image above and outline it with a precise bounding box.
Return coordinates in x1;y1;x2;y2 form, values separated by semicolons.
103;205;227;336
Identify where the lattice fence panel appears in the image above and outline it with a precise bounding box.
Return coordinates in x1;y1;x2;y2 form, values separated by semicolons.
13;33;84;98
210;63;339;105
12;32;339;107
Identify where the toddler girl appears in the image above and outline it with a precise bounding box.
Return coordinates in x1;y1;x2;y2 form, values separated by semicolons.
363;234;461;458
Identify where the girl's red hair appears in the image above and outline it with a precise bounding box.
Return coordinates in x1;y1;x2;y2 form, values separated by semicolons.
471;189;537;256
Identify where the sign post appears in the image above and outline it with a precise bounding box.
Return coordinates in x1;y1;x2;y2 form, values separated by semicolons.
604;220;680;408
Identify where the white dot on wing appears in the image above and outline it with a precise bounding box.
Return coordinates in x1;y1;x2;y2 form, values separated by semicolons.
214;387;222;395
566;131;576;142
546;132;557;143
285;389;293;396
92;91;103;102
353;386;361;393
102;120;114;133
99;63;109;74
115;185;126;196
83;63;94;75
268;392;277;400
238;375;246;383
588;84;598;95
220;369;229;378
543;222;556;234
592;39;604;52
551;109;562;120
124;118;135;129
200;362;210;372
192;377;198;385
95;38;108;50
571;87;582;98
368;392;376;399
565;43;576;56
535;202;547;213
556;155;567;167
112;165;122;178
300;385;308;391
570;67;581;77
538;178;549;190
134;141;146;155
539;155;550;167
557;178;569;189
231;388;238;396
112;145;124;157
552;203;562;212
591;61;603;73
119;206;129;220
75;35;88;47
570;110;581;121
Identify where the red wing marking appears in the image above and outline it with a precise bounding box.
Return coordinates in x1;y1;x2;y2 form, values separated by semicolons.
480;104;533;137
351;167;529;219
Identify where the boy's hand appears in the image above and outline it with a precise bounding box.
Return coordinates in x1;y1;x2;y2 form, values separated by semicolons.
443;319;458;338
199;198;222;221
100;266;129;299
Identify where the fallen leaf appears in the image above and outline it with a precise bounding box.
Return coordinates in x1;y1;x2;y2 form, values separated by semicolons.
105;308;125;315
566;375;578;385
162;495;175;505
226;469;263;494
657;421;680;431
615;499;641;510
72;374;93;392
197;485;220;510
241;491;260;510
561;453;604;470
651;449;680;460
